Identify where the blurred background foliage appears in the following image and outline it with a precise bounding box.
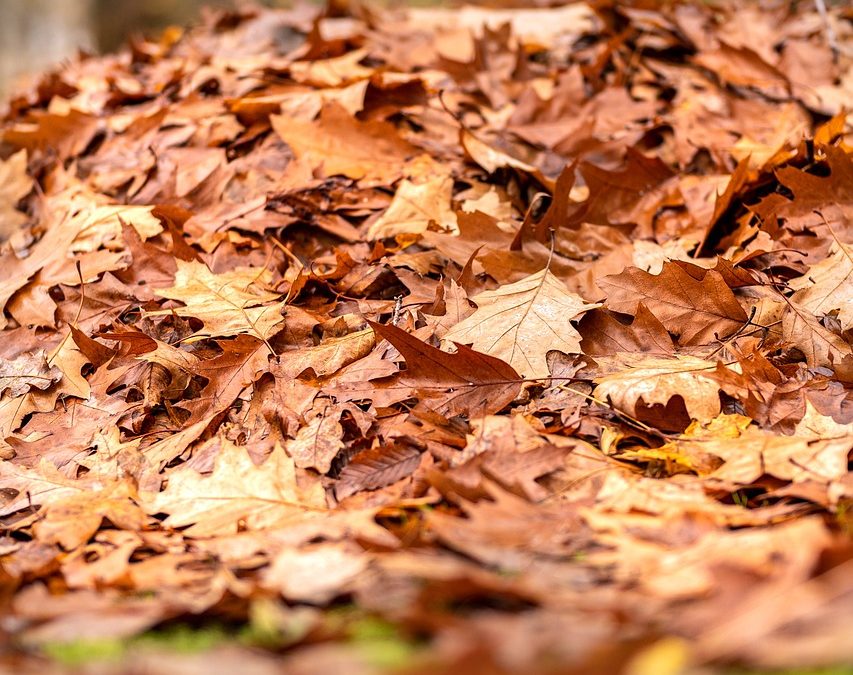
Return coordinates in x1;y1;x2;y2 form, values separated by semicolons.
0;0;462;97
0;0;843;98
0;0;296;98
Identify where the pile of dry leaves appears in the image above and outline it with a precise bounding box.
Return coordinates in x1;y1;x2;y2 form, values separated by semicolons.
0;1;852;672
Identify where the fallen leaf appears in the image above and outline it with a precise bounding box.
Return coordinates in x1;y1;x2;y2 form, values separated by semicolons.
271;103;420;184
600;262;748;345
594;354;730;424
145;260;286;341
145;439;326;537
0;150;32;241
444;268;598;379
789;241;853;331
369;320;521;418
0;350;62;397
335;444;423;501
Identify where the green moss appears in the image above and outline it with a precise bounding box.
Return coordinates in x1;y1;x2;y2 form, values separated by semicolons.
42;639;126;667
133;624;232;653
40;612;422;670
347;616;420;670
40;623;234;667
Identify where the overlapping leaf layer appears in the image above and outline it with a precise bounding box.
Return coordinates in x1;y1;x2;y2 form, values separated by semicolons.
0;2;852;672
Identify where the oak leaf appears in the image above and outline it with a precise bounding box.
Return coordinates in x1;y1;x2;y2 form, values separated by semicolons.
271;103;420;184
145;439;326;537
285;410;345;474
674;415;853;489
145;260;286;341
600;262;748;345
789;241;853;332
444;268;598;379
0;150;32;241
0;349;62;397
593;354;730;424
367;173;458;240
369;320;520;418
276;328;375;379
781;301;852;369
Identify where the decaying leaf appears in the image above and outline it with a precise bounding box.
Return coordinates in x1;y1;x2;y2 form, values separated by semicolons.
789;241;853;332
600;262;748;345
0;150;32;241
335;444;423;500
0;350;62;397
271;103;420;184
370;320;521;418
594;354;731;424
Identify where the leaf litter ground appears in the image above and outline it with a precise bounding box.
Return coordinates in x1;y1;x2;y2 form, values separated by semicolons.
0;2;852;673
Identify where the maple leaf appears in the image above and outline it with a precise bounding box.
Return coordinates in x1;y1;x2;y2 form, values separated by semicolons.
145;439;326;537
369;320;520;418
145;260;286;341
444;268;598;379
600;262;748;345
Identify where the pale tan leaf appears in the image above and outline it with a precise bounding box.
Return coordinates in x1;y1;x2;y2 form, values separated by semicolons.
145;440;326;537
789;241;853;331
781;301;852;368
444;268;598;379
594;354;729;424
0;350;61;397
285;412;345;474
145;260;286;341
262;542;368;604
367;173;457;240
276;329;375;379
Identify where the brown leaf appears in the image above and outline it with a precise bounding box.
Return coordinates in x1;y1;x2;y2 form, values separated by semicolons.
594;354;731;425
579;304;675;356
0;150;32;241
145;260;286;341
369;320;520;418
600;262;748;345
335;444;423;501
145;439;326;537
271;103;420;184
